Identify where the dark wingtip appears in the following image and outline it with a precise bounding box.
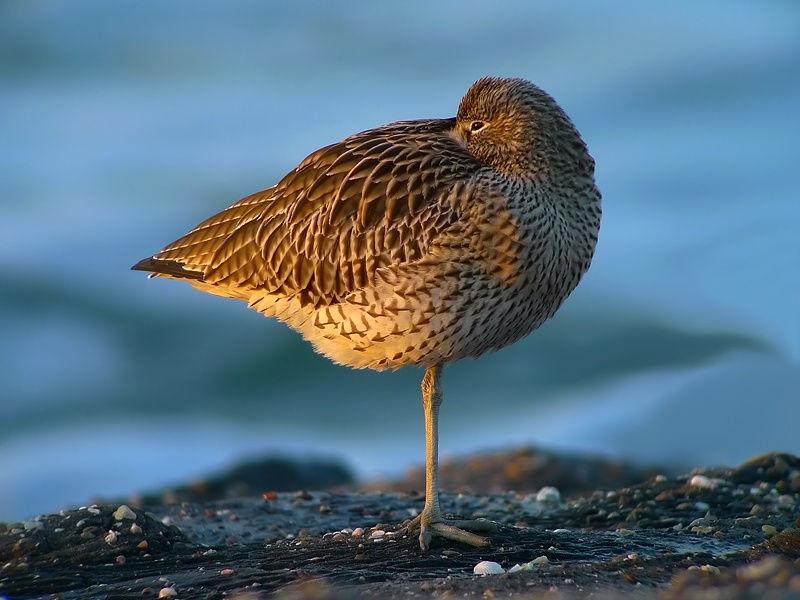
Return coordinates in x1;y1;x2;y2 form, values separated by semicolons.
131;256;204;280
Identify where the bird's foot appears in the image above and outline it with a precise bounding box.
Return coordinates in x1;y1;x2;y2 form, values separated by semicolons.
401;512;497;552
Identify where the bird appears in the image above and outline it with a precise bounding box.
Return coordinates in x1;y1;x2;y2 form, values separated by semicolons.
133;76;601;551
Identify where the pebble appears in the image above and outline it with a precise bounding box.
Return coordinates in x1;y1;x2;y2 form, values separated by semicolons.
536;486;561;504
104;531;118;545
220;568;234;577
113;505;137;521
158;586;178;598
552;528;570;534
508;556;549;573
777;494;795;508
473;560;505;575
689;475;720;490
86;506;101;515
530;555;550;567
352;527;365;538
22;521;43;531
115;555;126;566
137;540;149;551
369;530;385;539
762;524;778;537
130;524;143;535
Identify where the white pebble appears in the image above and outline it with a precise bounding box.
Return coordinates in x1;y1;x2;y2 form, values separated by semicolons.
161;516;173;526
369;529;385;539
23;521;43;531
86;507;101;515
689;475;721;490
536;486;561;504
113;505;137;521
552;528;570;534
130;524;142;535
104;531;118;545
159;586;178;598
473;560;505;575
352;527;364;538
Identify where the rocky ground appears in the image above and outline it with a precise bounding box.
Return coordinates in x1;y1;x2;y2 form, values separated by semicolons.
2;451;800;599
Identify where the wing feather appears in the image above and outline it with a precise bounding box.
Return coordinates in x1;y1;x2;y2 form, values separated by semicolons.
141;118;480;306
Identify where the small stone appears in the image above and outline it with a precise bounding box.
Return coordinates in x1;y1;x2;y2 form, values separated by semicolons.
137;540;149;551
113;505;137;521
332;533;347;542
262;491;278;502
691;526;714;534
777;494;795;508
86;506;101;515
130;524;143;535
105;531;118;545
530;555;549;567
473;560;504;575
352;527;365;538
700;565;721;575
552;528;570;534
158;586;177;598
654;474;667;482
762;524;778;537
689;475;720;489
115;555;126;566
220;568;234;577
319;504;332;514
161;516;173;526
535;486;561;504
22;521;43;531
369;530;385;539
80;527;98;540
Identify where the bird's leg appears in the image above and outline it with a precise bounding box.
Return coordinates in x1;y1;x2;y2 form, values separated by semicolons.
404;365;495;552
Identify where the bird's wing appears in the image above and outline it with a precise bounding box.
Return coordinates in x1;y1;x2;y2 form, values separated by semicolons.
135;118;482;306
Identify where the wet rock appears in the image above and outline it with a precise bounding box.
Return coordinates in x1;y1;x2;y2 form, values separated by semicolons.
2;452;799;599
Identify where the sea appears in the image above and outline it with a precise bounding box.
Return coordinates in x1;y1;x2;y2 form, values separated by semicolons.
0;0;798;521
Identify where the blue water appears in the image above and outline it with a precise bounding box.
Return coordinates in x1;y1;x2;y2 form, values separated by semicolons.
1;1;798;521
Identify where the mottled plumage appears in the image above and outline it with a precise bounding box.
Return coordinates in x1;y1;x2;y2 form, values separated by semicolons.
134;77;601;550
134;77;600;372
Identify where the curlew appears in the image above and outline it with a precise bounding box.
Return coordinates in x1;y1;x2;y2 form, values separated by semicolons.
133;77;601;551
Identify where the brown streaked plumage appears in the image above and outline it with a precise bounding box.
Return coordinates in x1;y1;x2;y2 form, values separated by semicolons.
133;77;601;551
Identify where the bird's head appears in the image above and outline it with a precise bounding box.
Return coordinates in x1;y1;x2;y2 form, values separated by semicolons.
456;77;592;178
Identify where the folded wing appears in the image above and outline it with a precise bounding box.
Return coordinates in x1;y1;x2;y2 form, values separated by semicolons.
133;118;480;306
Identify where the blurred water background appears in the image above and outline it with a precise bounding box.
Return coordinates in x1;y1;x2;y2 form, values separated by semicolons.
1;1;798;521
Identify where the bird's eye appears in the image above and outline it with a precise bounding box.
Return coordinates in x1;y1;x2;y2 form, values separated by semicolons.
469;121;486;133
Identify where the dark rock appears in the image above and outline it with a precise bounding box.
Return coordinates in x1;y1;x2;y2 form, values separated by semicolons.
130;455;355;506
1;452;799;599
369;445;668;497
